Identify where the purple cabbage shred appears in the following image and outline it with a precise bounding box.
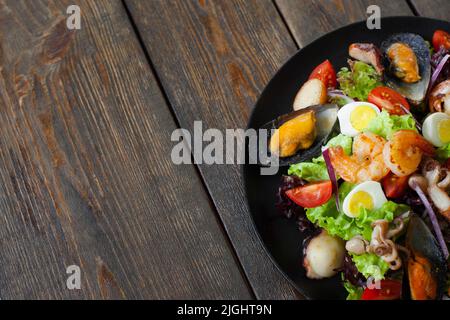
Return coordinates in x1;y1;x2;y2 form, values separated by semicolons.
338;254;366;286
431;47;450;84
276;175;317;233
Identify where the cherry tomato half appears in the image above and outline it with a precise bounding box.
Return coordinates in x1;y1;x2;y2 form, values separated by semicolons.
361;279;402;300
285;180;332;208
432;30;450;51
309;60;337;89
368;86;410;115
381;172;410;199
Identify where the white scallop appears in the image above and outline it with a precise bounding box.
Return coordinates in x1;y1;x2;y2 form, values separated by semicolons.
304;231;345;279
342;181;388;218
422;112;450;147
337;102;380;137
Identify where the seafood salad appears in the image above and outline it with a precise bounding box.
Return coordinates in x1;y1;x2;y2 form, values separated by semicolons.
272;30;450;300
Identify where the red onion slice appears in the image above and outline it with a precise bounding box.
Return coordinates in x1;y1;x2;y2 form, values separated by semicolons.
429;53;450;93
322;147;340;211
410;180;449;259
327;89;354;105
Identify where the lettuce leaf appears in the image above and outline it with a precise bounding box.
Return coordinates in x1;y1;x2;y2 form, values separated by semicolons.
306;182;358;240
287;162;329;182
306;182;407;281
288;134;353;182
337;61;382;101
356;201;409;240
313;134;353;164
343;281;363;300
366;110;417;139
437;143;450;161
306;183;409;241
351;253;390;281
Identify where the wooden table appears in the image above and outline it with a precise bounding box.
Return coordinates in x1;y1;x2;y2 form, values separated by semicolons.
0;0;448;299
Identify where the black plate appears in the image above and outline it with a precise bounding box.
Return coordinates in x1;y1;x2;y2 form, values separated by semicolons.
243;17;450;300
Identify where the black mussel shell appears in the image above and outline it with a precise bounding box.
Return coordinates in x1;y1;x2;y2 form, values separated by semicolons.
405;215;447;300
257;104;339;167
381;33;431;105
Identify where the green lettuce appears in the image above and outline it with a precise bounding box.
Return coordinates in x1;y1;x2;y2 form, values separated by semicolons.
312;134;353;164
351;253;390;281
306;181;406;281
366;110;417;139
328;134;353;154
287;162;329;182
356;201;409;240
288;134;353;182
426;40;434;56
306;183;409;241
343;280;363;300
337;61;382;101
305;182;357;240
437;143;450;161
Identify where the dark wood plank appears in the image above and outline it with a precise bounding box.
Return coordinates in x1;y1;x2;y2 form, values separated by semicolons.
125;0;302;299
0;0;251;299
275;0;414;47
411;0;450;20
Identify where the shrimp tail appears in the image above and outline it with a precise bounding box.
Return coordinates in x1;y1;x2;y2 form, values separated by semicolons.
329;146;359;184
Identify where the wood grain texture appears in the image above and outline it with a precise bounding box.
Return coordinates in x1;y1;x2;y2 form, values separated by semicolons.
275;0;414;47
411;0;450;20
0;0;251;299
124;0;302;299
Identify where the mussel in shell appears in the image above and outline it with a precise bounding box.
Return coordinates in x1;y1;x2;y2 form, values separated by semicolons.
258;104;339;167
381;33;431;105
269;110;317;158
387;43;421;83
405;215;447;300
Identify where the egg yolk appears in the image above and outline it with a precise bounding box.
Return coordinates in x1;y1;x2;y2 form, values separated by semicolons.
348;191;374;217
350;106;377;132
438;119;450;144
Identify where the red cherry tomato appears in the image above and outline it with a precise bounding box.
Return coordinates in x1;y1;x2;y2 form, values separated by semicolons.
381;172;410;199
361;279;402;300
285;181;332;208
368;86;410;115
432;30;450;51
309;60;337;89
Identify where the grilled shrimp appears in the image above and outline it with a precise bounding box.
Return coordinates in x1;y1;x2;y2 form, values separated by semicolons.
383;130;435;177
329;132;390;184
